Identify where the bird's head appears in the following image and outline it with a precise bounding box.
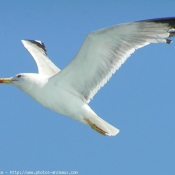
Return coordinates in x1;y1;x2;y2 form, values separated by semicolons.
0;73;30;85
0;73;48;93
0;74;23;85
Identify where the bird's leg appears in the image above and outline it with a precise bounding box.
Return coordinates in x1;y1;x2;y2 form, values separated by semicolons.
84;118;107;136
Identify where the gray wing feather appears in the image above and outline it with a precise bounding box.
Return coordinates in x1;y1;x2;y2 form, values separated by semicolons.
51;17;175;103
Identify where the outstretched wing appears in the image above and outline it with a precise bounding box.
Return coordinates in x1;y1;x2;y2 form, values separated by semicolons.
51;17;175;103
21;40;60;76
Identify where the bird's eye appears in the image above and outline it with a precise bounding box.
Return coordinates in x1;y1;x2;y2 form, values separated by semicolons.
17;75;22;78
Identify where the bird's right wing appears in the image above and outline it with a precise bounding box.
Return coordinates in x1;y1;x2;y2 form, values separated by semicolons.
21;40;60;76
50;17;175;103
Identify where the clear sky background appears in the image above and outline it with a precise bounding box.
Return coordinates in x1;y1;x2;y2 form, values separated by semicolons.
0;1;175;175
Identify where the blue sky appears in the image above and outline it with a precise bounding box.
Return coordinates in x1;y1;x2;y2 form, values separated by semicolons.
0;1;175;175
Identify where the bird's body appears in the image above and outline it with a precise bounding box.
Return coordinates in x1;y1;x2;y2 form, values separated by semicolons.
13;73;119;135
22;73;87;122
1;17;175;136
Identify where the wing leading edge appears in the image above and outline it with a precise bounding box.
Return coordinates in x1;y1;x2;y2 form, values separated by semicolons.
22;40;60;76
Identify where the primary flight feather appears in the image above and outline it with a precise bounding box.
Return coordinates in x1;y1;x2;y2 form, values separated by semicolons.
0;17;175;136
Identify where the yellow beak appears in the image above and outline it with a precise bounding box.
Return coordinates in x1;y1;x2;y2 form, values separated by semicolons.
0;78;12;84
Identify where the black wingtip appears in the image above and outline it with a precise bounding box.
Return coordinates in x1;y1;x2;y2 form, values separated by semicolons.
169;31;175;37
137;17;175;29
24;39;47;54
166;39;172;44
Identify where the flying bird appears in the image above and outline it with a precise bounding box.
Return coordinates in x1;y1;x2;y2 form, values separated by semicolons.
0;17;175;136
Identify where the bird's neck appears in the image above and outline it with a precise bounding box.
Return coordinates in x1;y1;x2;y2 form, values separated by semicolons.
16;74;49;105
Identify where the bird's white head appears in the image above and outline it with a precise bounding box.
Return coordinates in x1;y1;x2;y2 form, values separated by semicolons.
0;73;49;94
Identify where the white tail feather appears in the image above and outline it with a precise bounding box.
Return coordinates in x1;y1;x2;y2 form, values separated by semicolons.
85;114;119;136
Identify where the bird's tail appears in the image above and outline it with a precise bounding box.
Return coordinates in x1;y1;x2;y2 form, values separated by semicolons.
84;114;119;136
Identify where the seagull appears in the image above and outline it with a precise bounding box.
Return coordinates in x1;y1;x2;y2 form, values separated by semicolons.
0;17;175;136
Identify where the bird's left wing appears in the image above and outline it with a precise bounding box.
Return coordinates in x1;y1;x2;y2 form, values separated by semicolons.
50;17;175;103
22;40;60;76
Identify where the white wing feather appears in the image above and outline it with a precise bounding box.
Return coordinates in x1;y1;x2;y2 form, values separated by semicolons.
50;18;175;103
50;19;175;103
21;40;60;76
